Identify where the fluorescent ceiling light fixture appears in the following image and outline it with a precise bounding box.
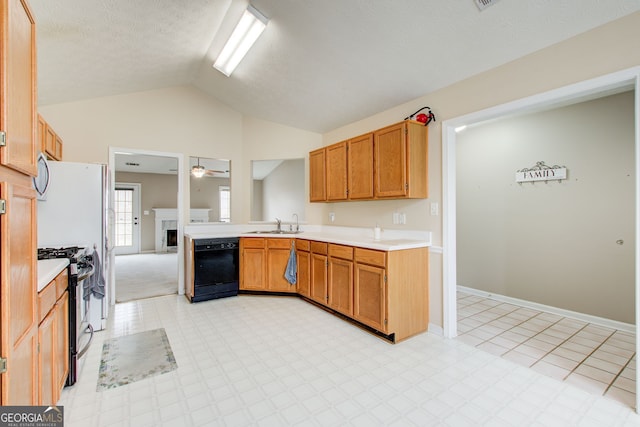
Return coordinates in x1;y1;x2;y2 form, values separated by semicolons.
213;5;268;76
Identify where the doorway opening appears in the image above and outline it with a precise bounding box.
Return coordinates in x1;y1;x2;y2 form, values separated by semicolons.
442;67;640;410
108;147;185;305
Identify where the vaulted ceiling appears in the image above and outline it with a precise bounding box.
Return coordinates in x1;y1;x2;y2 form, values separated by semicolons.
30;0;640;133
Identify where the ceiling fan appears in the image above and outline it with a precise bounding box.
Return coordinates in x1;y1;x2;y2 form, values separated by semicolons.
191;157;228;178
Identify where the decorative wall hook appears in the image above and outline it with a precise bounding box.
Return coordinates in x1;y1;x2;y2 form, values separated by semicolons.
516;161;567;183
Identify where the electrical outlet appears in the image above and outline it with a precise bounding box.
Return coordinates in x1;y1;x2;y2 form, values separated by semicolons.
400;213;406;224
329;212;335;222
430;202;439;216
392;212;400;224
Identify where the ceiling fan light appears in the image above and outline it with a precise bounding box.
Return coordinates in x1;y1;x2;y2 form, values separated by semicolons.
192;165;206;178
213;5;268;76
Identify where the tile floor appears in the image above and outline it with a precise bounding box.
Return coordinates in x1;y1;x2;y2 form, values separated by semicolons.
59;294;640;426
456;291;637;409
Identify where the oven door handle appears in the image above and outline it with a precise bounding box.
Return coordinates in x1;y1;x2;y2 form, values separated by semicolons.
77;323;94;359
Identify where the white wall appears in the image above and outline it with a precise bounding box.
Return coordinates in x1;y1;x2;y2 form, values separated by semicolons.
261;159;305;223
457;92;635;323
39;85;324;225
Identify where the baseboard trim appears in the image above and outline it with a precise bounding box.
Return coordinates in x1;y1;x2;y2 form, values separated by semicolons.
457;286;635;334
428;323;444;337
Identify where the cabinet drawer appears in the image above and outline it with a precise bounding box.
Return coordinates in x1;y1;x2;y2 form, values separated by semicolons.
55;269;68;299
296;239;310;252
241;237;265;248
329;244;353;260
310;241;327;255
38;282;56;323
267;238;291;249
355;248;386;267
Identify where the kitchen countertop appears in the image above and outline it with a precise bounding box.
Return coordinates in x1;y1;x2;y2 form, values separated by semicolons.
37;259;69;292
184;225;431;251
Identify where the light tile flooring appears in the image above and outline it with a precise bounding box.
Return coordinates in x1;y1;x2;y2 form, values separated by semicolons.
456;291;637;410
59;294;640;426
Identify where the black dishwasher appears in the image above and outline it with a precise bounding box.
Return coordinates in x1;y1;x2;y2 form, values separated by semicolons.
192;237;239;302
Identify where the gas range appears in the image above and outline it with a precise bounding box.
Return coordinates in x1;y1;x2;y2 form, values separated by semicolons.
37;246;94;275
37;246;81;260
36;245;95;387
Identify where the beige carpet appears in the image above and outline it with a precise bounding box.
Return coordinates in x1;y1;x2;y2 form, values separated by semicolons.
115;253;178;302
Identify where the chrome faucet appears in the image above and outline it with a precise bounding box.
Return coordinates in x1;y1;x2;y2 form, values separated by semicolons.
275;218;282;232
292;213;299;232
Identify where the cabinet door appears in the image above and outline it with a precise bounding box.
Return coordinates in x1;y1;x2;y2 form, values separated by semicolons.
374;122;407;198
38;311;55;405
54;293;69;398
44;127;56;160
310;253;327;305
0;0;37;176
297;249;310;298
37;312;54;405
354;263;387;332
309;148;326;202
267;239;295;292
348;133;374;200
328;257;353;316
37;115;46;154
54;134;63;160
240;248;266;290
326;141;348;201
184;237;194;299
0;182;38;404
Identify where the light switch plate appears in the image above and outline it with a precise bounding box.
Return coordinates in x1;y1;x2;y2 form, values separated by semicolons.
430;203;438;216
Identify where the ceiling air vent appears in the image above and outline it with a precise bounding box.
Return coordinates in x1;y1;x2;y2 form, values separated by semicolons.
474;0;500;11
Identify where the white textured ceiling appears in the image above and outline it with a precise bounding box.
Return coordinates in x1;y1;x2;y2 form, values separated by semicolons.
30;0;640;133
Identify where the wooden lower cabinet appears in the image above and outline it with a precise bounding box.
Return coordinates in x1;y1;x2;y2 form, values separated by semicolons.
309;242;327;305
240;238;266;290
354;263;386;332
328;244;354;316
37;311;55;405
239;237;429;342
296;240;310;298
240;237;296;293
266;238;296;293
37;269;69;405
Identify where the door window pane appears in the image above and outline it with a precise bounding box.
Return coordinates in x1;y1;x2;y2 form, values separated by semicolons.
114;188;133;246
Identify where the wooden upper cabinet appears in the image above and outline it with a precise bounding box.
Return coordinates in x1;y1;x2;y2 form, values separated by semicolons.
374;121;428;199
326;141;348;201
38;114;63;161
347;133;374;200
308;120;427;203
0;0;37;176
309;148;326;202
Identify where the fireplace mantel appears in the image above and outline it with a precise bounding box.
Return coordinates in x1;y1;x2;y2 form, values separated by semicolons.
152;209;211;252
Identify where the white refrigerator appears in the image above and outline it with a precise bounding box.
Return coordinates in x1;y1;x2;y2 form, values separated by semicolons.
37;161;111;331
